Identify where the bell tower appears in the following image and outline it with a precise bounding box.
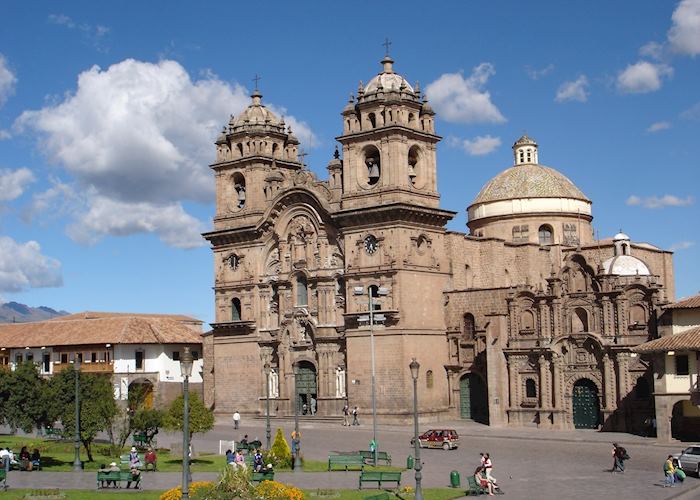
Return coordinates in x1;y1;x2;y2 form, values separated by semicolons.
337;56;440;210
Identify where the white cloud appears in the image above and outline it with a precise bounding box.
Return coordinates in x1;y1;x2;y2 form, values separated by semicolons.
681;101;700;120
425;64;506;124
525;64;554;80
639;41;665;60
555;75;589;103
626;194;694;208
0;168;35;202
617;61;673;93
0;53;17;108
0;236;62;293
48;14;110;52
449;135;501;156
669;241;695;251
668;0;700;56
15;59;317;247
646;121;671;133
0;130;11;140
22;177;81;223
66;194;206;249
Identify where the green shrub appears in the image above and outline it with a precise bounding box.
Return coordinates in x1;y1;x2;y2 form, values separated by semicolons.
268;428;292;468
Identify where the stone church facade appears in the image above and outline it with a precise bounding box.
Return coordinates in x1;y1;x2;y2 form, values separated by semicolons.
202;55;675;432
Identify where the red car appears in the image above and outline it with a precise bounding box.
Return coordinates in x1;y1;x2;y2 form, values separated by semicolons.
410;429;459;450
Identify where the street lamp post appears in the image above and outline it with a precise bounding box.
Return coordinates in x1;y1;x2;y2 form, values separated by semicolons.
180;347;194;500
73;356;82;471
264;362;272;450
293;363;302;472
410;358;423;500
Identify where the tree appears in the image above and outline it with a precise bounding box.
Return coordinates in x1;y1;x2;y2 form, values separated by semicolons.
162;392;214;439
131;407;164;446
269;428;292;468
0;362;51;433
49;368;118;461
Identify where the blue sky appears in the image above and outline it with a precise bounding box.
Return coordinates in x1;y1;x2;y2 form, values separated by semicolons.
0;1;698;324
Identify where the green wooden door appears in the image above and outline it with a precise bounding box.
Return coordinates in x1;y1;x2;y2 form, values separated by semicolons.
573;379;599;429
295;362;317;412
460;375;472;419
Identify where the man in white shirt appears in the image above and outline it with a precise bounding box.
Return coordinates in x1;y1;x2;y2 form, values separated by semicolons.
233;411;241;430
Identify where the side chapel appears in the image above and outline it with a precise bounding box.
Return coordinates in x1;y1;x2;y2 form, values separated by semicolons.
201;55;674;432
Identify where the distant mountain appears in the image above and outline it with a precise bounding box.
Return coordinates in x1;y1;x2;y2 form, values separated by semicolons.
0;302;69;323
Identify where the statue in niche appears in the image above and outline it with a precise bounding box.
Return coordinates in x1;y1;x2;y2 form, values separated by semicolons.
268;368;279;398
335;366;346;398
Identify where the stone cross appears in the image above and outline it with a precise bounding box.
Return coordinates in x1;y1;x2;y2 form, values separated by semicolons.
253;74;261;90
383;38;392;56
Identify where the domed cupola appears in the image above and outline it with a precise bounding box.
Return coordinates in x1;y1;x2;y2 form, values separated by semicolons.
602;232;651;276
467;135;593;246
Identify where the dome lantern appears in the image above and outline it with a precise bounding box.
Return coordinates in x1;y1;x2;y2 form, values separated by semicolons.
513;135;538;165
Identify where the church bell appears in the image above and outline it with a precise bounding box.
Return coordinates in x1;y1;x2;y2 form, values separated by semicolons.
368;162;380;180
408;164;417;179
236;184;246;202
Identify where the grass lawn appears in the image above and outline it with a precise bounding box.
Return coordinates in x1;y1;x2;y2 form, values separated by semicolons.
0;488;465;499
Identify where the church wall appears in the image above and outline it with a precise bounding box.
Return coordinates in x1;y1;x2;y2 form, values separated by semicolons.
202;333;215;408
468;212;593;247
212;337;262;414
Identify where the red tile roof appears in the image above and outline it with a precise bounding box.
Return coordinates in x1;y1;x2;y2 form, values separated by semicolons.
0;315;203;349
632;326;700;353
56;311;201;323
665;293;700;310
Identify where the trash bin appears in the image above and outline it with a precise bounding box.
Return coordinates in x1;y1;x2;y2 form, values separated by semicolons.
406;455;414;469
450;470;460;488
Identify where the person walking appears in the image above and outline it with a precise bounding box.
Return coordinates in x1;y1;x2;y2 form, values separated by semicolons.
663;455;676;487
611;443;628;473
482;453;499;487
233;410;241;430
342;404;349;426
352;406;360;426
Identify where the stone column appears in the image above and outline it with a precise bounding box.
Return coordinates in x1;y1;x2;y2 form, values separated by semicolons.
539;355;550;409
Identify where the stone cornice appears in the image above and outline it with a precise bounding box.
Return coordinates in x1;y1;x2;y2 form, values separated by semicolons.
336;125;441;144
333;203;455;228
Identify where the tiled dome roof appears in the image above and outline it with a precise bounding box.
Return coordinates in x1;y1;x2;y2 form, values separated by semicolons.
473;164;590;204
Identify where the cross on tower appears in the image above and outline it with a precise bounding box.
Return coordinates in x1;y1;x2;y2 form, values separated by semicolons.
252;74;261;91
382;37;392;56
299;150;308;168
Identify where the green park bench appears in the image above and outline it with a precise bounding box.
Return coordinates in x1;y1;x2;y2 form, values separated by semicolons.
364;492;392;500
119;454;145;469
132;432;148;447
235;440;262;454
0;468;7;491
466;475;486;496
359;450;392;465
358;470;401;489
96;470;142;489
44;427;61;439
328;454;365;471
251;470;275;483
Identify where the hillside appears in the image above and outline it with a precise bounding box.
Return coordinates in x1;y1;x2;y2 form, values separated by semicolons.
0;302;69;323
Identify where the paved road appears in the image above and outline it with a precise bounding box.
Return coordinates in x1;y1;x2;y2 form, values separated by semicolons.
4;419;700;499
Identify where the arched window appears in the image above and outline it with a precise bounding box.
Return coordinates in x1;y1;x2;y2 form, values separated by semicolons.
463;313;475;339
408;145;420;187
525;378;537;398
408;113;415;126
237;143;243;157
629;304;646;325
426;370;434;389
296;275;308;306
634;376;650;399
538;225;553;245
232;298;242;321
232;172;246;209
369;285;381;311
364;146;381;186
520;310;535;330
368;113;377;128
571;307;588;333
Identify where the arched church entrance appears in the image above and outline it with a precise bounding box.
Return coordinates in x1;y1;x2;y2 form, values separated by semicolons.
459;373;488;424
671;400;700;440
572;379;599;429
129;379;154;409
295;361;317;415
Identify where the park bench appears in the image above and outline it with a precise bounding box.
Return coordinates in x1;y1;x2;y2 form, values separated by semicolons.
0;468;7;491
358;470;401;489
119;453;145;469
132;432;148;447
96;470;142;489
44;427;61;440
328;454;365;471
251;470;275;483
235;440;262;454
359;450;392;465
466;475;486;496
364;492;391;500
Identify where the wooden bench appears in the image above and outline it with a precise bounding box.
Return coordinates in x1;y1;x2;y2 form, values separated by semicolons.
359;450;392;465
119;454;145;469
96;471;142;489
328;454;365;471
358;471;401;489
251;471;275;483
466;475;486;496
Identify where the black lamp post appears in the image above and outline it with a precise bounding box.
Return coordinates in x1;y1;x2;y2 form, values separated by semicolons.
410;358;423;500
293;363;302;472
264;362;271;450
73;355;82;471
180;347;194;500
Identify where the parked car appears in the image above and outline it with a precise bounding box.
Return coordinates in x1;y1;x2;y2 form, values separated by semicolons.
410;429;459;450
674;445;700;475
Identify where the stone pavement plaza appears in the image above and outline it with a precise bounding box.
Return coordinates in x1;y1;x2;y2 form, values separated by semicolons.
3;418;699;499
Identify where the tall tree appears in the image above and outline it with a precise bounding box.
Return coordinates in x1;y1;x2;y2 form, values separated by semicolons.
162;392;214;439
0;362;51;432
